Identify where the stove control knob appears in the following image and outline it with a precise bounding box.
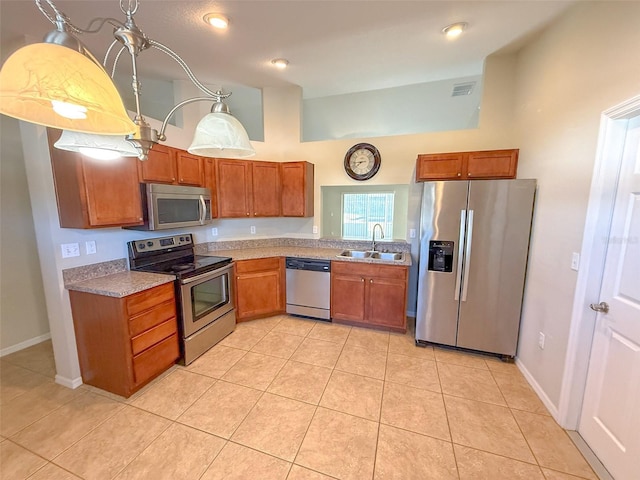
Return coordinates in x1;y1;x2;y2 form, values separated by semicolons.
138;243;145;249
185;237;190;242
147;241;154;247
179;236;185;242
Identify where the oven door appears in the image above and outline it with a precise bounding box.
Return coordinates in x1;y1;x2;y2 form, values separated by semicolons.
179;264;235;338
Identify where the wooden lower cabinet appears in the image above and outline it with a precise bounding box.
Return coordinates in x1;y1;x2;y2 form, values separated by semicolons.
69;282;179;397
331;261;408;333
234;257;286;321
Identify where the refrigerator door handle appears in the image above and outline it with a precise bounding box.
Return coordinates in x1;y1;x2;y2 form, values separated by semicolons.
461;209;474;302
454;210;466;301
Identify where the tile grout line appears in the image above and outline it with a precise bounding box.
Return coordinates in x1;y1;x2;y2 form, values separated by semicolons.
434;357;461;480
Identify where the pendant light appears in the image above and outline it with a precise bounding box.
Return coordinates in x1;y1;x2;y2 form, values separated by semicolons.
0;0;254;160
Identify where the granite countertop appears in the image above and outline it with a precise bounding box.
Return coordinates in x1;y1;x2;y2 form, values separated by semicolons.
205;246;413;267
65;270;175;298
62;239;412;299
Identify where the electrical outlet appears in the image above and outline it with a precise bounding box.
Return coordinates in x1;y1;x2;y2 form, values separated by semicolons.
61;243;80;258
85;241;97;255
250;226;256;234
211;227;218;236
409;228;416;239
538;332;545;350
571;252;580;271
312;226;318;234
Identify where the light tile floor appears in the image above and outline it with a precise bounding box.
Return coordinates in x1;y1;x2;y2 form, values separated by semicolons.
1;315;599;480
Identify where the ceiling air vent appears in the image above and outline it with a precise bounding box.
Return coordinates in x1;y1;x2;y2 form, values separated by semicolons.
451;82;476;97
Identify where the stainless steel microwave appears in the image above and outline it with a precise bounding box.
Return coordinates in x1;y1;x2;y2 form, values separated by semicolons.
126;183;212;231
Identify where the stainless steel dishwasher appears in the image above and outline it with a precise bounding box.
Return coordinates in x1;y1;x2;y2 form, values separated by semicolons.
285;257;331;320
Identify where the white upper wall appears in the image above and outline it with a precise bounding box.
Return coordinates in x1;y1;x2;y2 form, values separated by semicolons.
513;0;640;408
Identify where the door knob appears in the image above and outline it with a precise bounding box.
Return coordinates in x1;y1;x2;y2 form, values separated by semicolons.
589;301;610;314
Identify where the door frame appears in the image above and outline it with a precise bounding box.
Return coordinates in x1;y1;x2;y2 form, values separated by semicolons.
558;94;640;429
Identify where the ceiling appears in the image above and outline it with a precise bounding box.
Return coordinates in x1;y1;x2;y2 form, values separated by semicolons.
0;1;573;99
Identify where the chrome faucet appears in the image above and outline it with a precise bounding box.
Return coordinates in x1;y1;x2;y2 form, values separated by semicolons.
372;223;384;251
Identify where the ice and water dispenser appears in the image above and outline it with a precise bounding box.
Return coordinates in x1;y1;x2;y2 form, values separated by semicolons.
428;241;454;273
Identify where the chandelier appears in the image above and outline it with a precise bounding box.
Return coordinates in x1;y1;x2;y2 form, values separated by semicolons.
0;0;256;160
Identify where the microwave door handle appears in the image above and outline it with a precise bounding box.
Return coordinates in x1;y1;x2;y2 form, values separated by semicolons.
199;195;207;224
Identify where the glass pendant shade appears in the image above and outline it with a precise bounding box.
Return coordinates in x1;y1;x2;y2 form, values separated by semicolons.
54;130;140;160
0;43;136;135
188;112;256;158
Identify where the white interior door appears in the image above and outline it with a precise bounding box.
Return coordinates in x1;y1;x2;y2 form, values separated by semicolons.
579;115;640;480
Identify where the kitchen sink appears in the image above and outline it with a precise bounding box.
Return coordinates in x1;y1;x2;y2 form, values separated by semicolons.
370;251;404;261
338;250;404;261
338;249;372;258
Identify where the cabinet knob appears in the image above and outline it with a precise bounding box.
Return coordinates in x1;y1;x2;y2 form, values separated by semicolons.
468;173;472;177
361;278;365;282
370;279;373;283
246;213;250;216
457;172;461;177
172;177;176;181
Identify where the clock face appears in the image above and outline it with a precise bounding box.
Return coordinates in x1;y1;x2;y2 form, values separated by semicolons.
344;143;381;180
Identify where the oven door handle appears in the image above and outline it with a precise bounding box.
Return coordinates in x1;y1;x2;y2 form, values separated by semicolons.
180;266;231;285
199;195;207;225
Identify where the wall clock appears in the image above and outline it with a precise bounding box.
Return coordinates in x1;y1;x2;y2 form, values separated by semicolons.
344;143;381;181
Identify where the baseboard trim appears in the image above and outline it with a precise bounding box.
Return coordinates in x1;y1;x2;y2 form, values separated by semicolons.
515;357;560;420
55;374;83;390
0;333;51;357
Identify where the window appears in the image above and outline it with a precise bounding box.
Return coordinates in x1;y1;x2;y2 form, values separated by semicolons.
342;192;394;240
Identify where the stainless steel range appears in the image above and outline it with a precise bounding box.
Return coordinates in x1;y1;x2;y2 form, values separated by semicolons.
128;234;235;365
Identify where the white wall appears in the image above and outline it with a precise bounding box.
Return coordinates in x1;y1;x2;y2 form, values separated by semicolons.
513;1;640;412
0;116;49;353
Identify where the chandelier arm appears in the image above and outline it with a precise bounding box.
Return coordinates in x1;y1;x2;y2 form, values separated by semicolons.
158;97;216;140
109;46;127;78
35;0;125;35
103;40;120;73
148;40;227;100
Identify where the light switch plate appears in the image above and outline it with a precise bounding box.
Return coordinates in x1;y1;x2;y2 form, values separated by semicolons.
211;227;218;236
571;252;580;271
409;228;416;239
250;226;256;234
61;243;80;258
85;241;97;255
313;226;318;234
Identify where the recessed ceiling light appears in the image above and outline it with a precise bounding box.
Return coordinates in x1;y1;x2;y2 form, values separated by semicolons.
203;13;229;29
271;58;289;69
442;22;468;39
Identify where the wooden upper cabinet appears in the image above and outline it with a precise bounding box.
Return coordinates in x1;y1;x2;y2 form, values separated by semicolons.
416;153;464;180
47;129;143;229
140;144;176;183
416;149;518;181
203;158;218;218
175;150;203;186
252;161;281;217
216;159;282;218
216;159;253;218
466;150;518;179
281;162;314;217
139;145;204;186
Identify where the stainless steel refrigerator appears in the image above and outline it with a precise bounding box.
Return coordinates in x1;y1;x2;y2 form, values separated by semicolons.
415;179;536;358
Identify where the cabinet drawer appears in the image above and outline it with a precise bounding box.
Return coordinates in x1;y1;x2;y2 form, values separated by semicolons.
133;333;179;385
129;299;176;337
126;283;174;317
131;318;178;356
235;257;281;274
331;261;407;280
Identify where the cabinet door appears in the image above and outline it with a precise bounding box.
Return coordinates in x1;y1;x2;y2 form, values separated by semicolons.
331;273;366;322
236;270;284;320
366;276;407;331
252;161;281;217
83;157;143;227
281;162;314;217
175;150;203;186
140;144;176;183
203;158;218;218
416;153;464;181
466;149;518;179
217;159;252;218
